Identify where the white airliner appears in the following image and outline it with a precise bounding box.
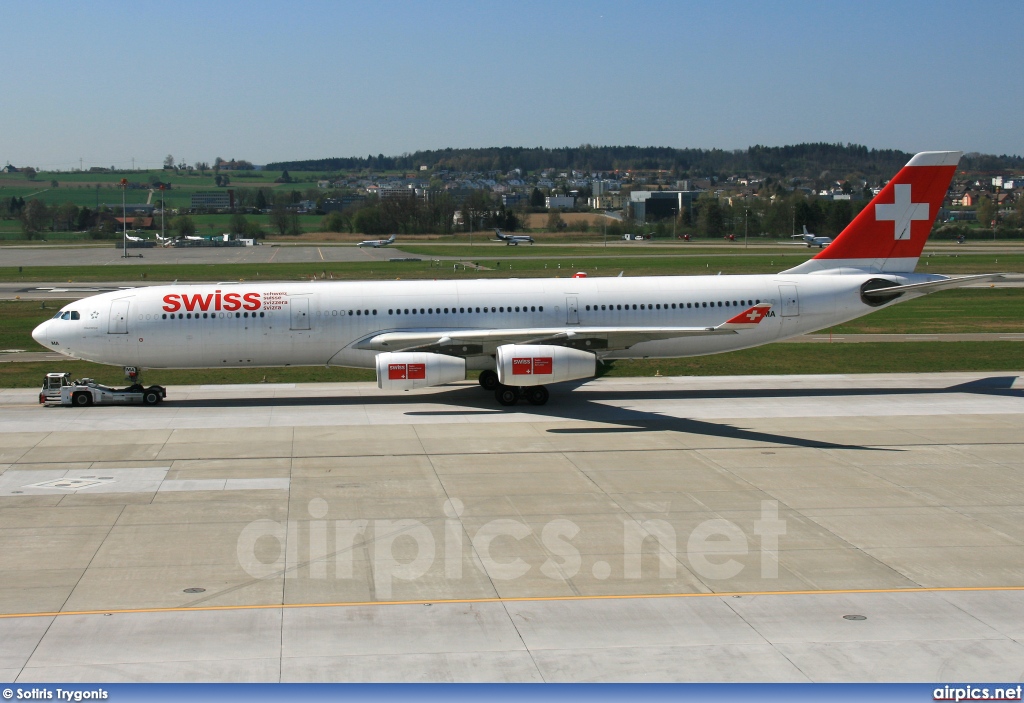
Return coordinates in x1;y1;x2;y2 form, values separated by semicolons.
495;229;535;245
357;234;396;248
793;225;832;248
33;151;1002;406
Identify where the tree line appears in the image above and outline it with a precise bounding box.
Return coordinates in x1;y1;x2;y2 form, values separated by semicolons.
267;143;1024;179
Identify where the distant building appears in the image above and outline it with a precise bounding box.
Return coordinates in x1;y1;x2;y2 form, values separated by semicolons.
589;194;626;210
378;184;415;199
115;217;154;229
190;191;234;210
629;191;702;222
546;195;575;209
501;193;525;208
102;203;155;216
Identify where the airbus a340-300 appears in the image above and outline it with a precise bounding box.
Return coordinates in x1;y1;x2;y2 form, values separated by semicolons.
33;152;1001;406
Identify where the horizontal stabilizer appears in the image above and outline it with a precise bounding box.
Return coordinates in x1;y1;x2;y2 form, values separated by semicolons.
861;274;1006;301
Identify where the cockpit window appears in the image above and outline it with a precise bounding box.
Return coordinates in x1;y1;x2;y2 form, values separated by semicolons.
60;312;70;320
70;311;80;320
57;311;80;320
53;312;62;319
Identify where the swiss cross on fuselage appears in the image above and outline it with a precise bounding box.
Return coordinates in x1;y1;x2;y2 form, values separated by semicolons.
745;309;763;322
875;183;929;241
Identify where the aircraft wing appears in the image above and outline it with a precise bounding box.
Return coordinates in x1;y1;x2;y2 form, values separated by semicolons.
356;304;772;354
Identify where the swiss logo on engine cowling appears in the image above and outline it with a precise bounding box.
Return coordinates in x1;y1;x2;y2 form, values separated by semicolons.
512;357;553;375
389;363;426;380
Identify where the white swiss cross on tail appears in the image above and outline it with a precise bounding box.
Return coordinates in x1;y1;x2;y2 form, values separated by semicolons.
875;183;929;240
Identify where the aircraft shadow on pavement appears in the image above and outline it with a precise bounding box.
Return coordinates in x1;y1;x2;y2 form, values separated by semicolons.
168;376;1019;453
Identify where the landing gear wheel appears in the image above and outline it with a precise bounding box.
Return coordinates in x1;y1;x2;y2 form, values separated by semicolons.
478;369;500;391
72;392;92;407
495;386;519;406
525;386;549;406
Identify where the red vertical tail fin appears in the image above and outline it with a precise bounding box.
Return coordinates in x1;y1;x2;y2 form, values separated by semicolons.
784;151;961;274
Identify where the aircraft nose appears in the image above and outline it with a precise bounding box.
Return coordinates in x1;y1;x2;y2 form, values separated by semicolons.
31;321;49;347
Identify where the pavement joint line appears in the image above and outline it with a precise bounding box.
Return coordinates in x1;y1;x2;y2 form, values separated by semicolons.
3;585;1024;620
2;440;1023;466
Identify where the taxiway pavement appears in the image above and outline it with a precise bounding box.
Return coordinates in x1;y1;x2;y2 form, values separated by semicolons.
0;372;1022;682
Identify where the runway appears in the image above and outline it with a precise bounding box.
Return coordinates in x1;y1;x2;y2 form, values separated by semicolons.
0;372;1022;682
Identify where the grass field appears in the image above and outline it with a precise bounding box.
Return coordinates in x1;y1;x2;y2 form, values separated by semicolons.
395;243;803;258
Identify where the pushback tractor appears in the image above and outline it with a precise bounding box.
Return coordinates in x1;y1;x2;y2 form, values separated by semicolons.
40;372;166;407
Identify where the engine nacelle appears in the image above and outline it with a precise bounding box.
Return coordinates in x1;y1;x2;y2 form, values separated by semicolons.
375;352;466;390
495;344;596;385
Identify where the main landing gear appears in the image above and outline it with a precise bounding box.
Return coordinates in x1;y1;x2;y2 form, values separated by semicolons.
478;369;500;391
478;370;549;406
495;384;549;407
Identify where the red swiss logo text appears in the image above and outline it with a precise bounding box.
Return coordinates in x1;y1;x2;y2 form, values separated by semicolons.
162;290;261;313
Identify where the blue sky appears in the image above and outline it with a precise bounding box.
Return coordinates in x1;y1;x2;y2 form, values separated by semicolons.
5;0;1022;170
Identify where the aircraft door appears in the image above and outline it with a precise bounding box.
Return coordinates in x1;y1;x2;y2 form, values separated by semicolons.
290;297;310;330
566;296;579;325
778;285;800;317
108;299;129;334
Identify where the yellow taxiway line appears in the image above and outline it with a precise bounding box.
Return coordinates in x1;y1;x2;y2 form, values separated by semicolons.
2;585;1024;620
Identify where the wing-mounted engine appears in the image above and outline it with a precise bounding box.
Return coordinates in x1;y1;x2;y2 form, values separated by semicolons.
375;352;466;390
495;344;596;385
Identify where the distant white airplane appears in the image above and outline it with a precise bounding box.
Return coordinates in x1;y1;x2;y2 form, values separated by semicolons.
185;235;206;241
358;234;396;248
793;226;832;248
495;229;535;245
124;233;146;243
